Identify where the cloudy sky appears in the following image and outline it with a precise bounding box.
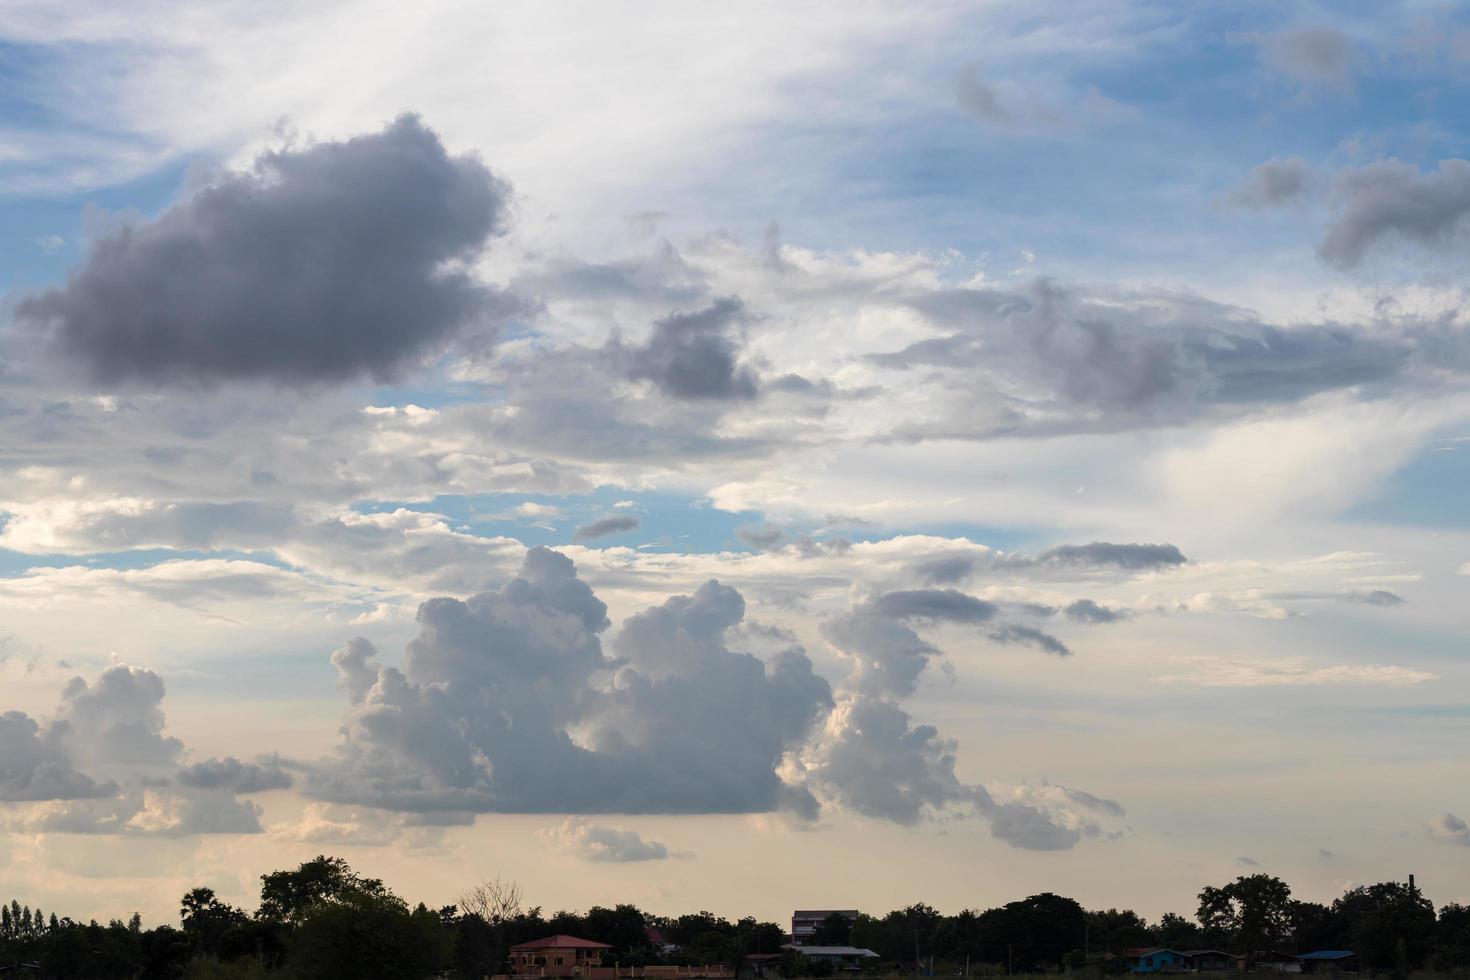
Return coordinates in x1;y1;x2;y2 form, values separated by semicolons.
0;0;1468;927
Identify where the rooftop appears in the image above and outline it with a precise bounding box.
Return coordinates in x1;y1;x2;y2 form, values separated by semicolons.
512;935;615;952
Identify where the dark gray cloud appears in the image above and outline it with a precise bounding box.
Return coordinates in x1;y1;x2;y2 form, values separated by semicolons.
615;297;758;400
1063;599;1129;624
16;114;512;384
1319;159;1470;268
1036;542;1187;570
870;589;999;623
177;756;293;793
308;550;831;816
1229;156;1311;208
574;514;641;541
989;624;1071;657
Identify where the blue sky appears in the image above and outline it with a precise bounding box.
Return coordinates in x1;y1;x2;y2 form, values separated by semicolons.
0;0;1467;928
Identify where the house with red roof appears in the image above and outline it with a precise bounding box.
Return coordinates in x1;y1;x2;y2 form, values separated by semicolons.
511;935;614;976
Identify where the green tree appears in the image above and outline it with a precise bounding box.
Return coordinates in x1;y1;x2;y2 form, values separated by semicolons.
1333;881;1435;970
288;889;449;980
258;855;385;925
1153;912;1203;949
1197;874;1293;954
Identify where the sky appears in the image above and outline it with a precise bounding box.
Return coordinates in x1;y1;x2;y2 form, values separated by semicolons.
0;0;1468;930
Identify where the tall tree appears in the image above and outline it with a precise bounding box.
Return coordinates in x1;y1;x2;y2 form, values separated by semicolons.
257;855;385;925
1197;874;1294;954
1333;881;1435;970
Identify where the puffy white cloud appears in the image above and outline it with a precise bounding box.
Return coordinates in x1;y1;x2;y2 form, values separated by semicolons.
541;817;674;862
0;664;266;836
307;549;831;816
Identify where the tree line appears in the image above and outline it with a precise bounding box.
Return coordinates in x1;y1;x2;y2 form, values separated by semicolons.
1;859;1467;979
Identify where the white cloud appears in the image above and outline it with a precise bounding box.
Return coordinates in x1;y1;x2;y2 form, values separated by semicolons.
1158;657;1435;688
540;817;674;862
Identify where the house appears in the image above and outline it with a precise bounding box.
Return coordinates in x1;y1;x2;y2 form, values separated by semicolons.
781;944;879;973
1126;948;1192;973
1181;949;1234;971
1299;951;1359;974
791;910;859;945
510;935;613;977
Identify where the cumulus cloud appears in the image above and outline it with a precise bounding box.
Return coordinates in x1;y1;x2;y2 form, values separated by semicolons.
1319;159;1470;268
0;664;264;835
804;696;983;825
541;817;674;862
985;783;1127;850
15;114;513;384
54;664;184;767
1228;157;1312;208
574;514;641;541
0;710;117;802
307;549;831;816
1428;812;1470;846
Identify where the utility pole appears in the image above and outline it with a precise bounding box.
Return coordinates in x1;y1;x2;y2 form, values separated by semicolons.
915;929;921;978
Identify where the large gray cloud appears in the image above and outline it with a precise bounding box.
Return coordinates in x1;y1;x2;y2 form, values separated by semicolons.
0;710;117;802
308;549;831;815
1319;159;1470;268
16;114;512;384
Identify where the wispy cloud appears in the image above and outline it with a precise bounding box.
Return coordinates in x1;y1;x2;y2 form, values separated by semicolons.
1159;657;1435;688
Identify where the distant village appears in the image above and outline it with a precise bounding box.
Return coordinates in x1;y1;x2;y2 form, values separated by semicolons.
2;860;1465;980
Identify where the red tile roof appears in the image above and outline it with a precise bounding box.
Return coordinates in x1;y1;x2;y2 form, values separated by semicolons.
512;935;614;951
